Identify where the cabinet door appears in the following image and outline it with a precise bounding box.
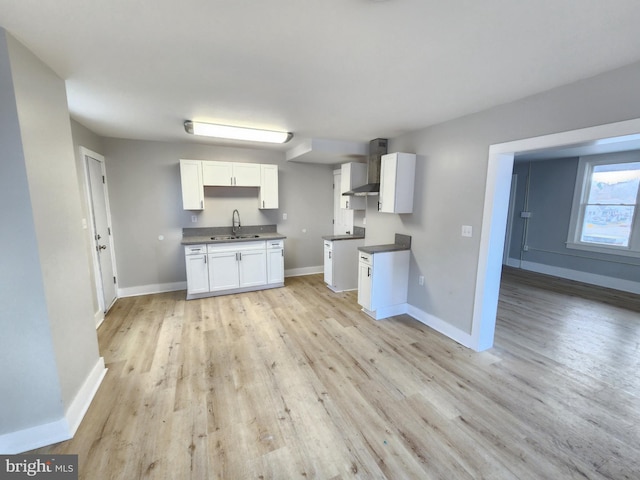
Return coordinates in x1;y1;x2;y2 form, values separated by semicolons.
323;243;333;286
185;254;209;294
267;248;284;284
239;249;267;287
233;163;261;186
378;154;397;213
340;163;366;210
202;161;234;186
180;160;204;210
208;252;240;291
357;260;373;310
379;153;416;214
260;164;279;209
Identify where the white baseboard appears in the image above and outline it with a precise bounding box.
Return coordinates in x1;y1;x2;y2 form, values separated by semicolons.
115;269;325;298
520;260;640;294
362;303;409;320
65;357;107;436
285;266;323;277
505;257;521;268
94;310;104;329
406;304;474;350
0;417;71;455
0;357;107;454
118;281;186;298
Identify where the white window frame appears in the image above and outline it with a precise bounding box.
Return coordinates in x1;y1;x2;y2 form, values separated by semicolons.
567;151;640;258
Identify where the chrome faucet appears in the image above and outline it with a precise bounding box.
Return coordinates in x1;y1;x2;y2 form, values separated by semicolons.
232;209;241;235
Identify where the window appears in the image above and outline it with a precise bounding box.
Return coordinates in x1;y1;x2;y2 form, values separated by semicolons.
567;152;640;257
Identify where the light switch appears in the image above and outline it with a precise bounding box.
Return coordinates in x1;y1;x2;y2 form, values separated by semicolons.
462;225;473;237
191;215;197;223
283;213;288;220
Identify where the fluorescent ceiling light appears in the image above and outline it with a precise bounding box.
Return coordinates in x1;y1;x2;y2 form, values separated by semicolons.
184;121;293;144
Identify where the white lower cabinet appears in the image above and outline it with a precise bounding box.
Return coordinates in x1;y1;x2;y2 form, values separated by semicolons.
185;239;283;299
324;238;364;292
185;245;209;295
266;239;285;284
357;249;410;320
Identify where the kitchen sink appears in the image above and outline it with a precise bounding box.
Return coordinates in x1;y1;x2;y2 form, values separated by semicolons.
210;234;261;241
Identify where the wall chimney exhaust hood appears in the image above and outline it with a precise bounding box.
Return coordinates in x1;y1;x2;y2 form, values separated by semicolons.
343;138;388;196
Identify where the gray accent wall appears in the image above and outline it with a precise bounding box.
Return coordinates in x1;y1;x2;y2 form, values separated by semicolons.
0;31;100;435
101;138;333;291
508;157;640;281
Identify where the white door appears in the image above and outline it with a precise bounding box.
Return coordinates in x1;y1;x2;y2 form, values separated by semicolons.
333;170;353;235
84;149;117;316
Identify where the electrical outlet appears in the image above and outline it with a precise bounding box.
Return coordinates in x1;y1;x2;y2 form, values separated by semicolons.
191;215;197;223
462;225;473;237
418;275;424;286
283;213;288;220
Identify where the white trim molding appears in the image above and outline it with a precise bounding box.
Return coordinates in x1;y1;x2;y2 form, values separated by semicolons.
407;304;474;349
0;357;106;454
284;266;323;277
520;260;640;295
118;281;187;298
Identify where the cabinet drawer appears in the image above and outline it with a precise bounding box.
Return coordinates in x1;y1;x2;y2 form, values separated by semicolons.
358;251;372;266
267;239;284;249
207;240;266;253
185;244;207;255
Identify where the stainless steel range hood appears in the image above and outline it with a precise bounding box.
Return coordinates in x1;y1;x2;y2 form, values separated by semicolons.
343;138;388;196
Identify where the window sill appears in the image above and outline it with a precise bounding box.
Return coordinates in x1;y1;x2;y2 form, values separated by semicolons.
566;241;640;259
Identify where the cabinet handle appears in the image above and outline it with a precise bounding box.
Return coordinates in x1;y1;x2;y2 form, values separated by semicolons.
262;200;265;208
204;256;207;264
281;250;283;257
239;252;242;261
377;201;381;211
346;200;349;209
329;251;332;259
201;200;203;209
367;267;371;277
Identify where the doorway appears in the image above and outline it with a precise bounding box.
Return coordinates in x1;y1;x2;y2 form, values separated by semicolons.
472;118;640;351
81;147;117;326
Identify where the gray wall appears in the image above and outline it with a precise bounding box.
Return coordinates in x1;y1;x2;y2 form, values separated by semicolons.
364;60;640;334
508;157;640;281
0;31;100;435
101;138;333;290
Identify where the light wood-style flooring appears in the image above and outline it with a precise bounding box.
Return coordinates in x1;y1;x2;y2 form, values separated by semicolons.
34;268;640;479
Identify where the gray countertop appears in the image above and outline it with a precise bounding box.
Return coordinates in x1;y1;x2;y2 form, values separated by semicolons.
357;244;410;254
322;234;365;241
357;233;412;254
181;225;286;245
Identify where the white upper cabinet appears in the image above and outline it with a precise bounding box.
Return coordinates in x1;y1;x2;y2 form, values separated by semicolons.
180;159;278;210
180;159;204;210
340;162;367;210
260;164;279;209
378;153;416;214
202;161;261;186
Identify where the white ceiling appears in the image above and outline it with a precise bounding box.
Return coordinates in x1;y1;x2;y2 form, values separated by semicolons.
3;0;640;159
